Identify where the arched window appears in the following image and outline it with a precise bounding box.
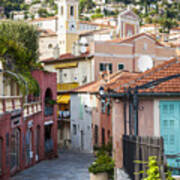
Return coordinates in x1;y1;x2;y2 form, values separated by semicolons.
70;6;74;16
61;6;64;16
44;88;54;116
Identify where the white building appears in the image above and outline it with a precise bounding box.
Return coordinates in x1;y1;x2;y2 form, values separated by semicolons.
30;16;58;32
70;94;94;153
38;29;59;61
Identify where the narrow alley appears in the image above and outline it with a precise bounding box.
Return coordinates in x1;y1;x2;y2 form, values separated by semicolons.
12;151;94;180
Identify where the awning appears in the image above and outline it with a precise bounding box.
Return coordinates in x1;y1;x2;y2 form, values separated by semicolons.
54;62;78;69
44;120;53;125
57;95;70;104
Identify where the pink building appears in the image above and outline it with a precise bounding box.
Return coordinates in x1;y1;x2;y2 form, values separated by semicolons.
103;57;180;177
93;33;176;81
0;70;58;180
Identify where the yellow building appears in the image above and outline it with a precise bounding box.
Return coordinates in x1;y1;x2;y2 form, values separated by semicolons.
41;53;94;148
57;0;79;54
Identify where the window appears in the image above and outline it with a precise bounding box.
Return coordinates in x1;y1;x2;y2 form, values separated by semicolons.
107;103;111;115
70;6;74;16
61;6;64;15
48;44;53;49
100;63;105;71
169;104;174;113
144;43;148;50
95;125;98;145
59;70;63;83
118;64;124;70
102;128;105;145
79;101;83;120
109;64;112;73
127;29;132;37
73;124;77;135
70;24;75;31
107;130;111;140
170;135;175;145
101;99;106;113
99;63;113;73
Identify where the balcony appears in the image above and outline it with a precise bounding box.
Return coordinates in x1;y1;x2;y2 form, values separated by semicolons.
57;82;79;92
58;110;70;122
44;106;53;116
0;96;22;114
23;101;42;118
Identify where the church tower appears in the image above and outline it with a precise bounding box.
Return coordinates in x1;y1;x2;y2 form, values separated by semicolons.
57;0;79;55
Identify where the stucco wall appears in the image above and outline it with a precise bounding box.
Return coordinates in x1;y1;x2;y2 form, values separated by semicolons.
70;94;93;153
43;59;93;86
39;36;58;61
94;35;176;80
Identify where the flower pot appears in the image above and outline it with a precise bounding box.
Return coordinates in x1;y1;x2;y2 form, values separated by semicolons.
90;172;108;180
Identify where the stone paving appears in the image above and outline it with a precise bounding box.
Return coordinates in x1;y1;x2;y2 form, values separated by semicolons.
11;150;95;180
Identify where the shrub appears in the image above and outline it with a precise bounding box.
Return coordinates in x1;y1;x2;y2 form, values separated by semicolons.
134;156;175;180
88;153;114;175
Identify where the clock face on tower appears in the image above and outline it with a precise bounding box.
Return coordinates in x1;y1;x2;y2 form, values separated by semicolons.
68;22;76;32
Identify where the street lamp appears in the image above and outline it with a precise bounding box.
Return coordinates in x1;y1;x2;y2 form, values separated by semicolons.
99;86;105;96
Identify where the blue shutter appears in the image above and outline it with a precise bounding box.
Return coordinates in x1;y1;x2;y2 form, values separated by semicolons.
160;101;180;174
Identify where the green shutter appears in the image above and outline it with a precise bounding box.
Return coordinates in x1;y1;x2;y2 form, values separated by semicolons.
109;64;112;73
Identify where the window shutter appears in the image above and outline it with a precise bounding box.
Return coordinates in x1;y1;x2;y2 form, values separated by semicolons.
109;64;112;73
100;63;104;71
118;64;124;70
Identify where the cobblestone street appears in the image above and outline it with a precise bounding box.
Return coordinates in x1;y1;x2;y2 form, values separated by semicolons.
12;151;94;180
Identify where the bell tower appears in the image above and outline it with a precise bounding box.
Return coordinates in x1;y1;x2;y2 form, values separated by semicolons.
57;0;79;55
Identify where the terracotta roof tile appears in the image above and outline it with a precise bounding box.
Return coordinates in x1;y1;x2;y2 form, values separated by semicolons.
38;29;57;37
40;52;91;63
73;71;139;93
79;21;115;29
107;33;164;47
30;16;57;22
109;57;180;94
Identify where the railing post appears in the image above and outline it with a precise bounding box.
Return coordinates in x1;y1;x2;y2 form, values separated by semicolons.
135;136;140;180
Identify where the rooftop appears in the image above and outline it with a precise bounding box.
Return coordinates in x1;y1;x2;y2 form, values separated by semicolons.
30;16;57;22
72;71;139;93
40;52;92;64
38;29;57;37
107;57;180;94
107;33;165;47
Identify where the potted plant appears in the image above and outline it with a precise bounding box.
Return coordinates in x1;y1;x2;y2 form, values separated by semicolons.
45;98;57;106
89;152;114;180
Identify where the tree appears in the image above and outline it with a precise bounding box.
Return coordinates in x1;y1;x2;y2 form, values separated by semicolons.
0;0;26;18
79;0;95;14
0;21;41;95
38;8;49;17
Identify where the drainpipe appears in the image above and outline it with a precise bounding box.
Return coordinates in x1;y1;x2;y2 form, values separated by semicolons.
133;87;139;136
128;87;132;135
123;99;127;135
132;40;136;72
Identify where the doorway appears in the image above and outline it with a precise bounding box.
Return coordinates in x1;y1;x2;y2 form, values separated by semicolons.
44;124;53;153
10;128;20;172
80;130;84;150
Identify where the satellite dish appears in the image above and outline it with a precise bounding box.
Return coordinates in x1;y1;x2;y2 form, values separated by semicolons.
138;55;153;72
80;37;88;45
80;46;87;54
